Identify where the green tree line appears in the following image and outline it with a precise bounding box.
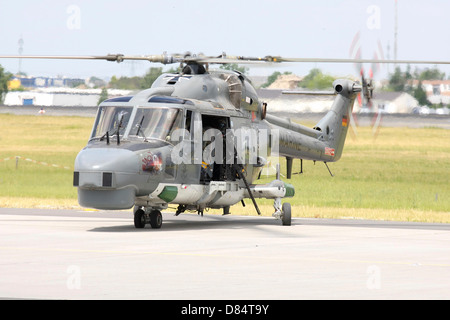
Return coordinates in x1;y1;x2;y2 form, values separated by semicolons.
108;67;164;90
0;65;12;104
262;68;336;90
387;66;446;106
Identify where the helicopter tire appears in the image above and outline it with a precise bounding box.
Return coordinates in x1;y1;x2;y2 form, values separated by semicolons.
281;203;291;226
150;210;163;229
134;209;146;229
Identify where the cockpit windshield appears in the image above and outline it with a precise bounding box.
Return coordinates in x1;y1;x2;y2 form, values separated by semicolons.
90;106;181;143
90;106;132;141
129;108;181;141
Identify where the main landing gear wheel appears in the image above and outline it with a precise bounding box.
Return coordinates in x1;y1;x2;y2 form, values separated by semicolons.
133;208;163;229
134;209;146;229
282;203;291;226
149;210;163;229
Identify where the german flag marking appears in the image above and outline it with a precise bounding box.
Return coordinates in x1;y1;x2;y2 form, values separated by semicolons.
342;115;348;127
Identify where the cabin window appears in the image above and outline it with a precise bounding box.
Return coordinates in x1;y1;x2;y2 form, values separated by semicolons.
129;108;181;141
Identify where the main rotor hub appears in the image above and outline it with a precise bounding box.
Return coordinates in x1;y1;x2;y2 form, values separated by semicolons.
181;62;207;75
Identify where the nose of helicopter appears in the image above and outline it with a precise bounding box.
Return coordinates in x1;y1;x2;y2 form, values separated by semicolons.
73;148;146;210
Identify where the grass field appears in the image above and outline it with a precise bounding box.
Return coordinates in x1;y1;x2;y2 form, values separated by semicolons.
1;113;449;223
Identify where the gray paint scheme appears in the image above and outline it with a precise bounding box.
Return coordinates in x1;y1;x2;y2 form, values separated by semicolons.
73;68;358;226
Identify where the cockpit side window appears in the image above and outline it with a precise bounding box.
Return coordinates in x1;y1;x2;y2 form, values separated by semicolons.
90;106;132;140
129;108;180;141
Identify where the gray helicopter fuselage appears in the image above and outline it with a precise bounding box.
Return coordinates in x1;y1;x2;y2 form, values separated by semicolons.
73;68;358;212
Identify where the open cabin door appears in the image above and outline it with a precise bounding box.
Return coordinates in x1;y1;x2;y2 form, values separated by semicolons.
200;114;233;184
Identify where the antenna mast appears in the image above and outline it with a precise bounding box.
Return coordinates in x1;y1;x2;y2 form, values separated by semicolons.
394;0;398;67
18;35;24;74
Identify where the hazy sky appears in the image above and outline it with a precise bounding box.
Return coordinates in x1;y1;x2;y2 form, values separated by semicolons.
1;0;449;80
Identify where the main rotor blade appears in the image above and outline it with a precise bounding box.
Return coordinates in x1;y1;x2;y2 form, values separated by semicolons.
201;55;450;65
276;57;450;65
1;53;449;66
223;56;450;65
0;54;122;61
0;54;179;64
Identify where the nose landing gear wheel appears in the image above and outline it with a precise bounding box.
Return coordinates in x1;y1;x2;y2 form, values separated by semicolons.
150;210;163;229
282;203;291;226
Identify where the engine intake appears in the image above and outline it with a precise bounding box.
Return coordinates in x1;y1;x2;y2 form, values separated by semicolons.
333;79;362;97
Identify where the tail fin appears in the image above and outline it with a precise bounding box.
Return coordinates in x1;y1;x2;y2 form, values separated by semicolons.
314;79;360;162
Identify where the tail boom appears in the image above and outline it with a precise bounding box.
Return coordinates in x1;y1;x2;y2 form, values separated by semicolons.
266;79;359;163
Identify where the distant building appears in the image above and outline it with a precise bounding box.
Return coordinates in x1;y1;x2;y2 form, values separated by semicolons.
370;91;418;113
268;74;303;89
7;78;21;90
412;80;450;105
7;75;85;89
4;88;132;107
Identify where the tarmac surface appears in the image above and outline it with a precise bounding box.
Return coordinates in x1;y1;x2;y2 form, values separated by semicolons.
0;208;449;300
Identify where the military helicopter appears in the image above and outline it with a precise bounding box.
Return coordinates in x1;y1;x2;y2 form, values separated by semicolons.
2;52;449;228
